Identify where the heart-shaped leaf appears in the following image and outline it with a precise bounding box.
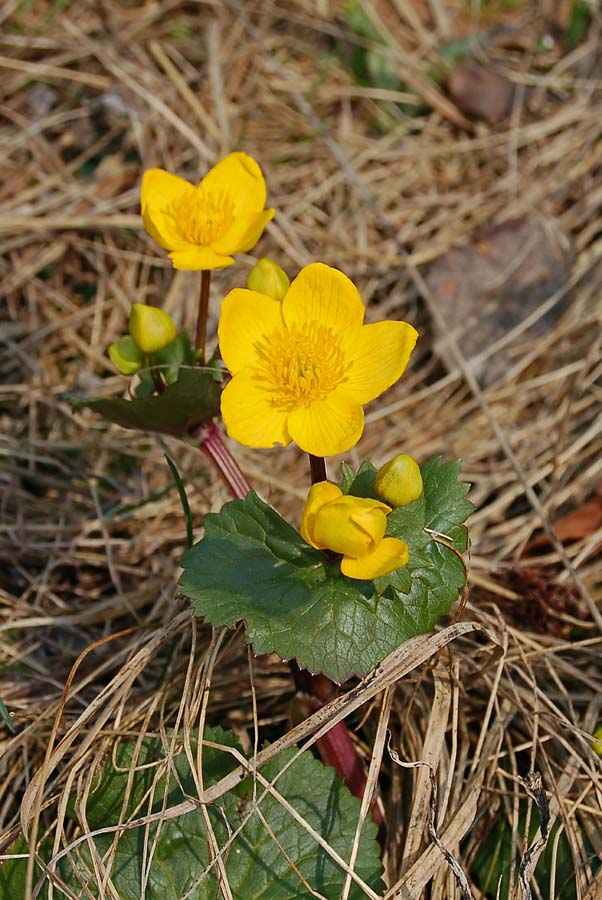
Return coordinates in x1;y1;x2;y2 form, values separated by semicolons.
1;728;383;899
180;458;473;682
71;367;221;437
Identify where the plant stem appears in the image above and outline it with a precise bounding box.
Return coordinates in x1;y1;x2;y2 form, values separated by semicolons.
151;367;167;394
200;420;251;500
195;269;211;364
309;454;326;484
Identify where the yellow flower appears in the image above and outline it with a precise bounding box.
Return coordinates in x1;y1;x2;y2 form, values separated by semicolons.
300;482;409;580
219;262;418;456
593;725;602;757
129;304;177;354
141;152;275;270
375;453;423;507
246;257;290;300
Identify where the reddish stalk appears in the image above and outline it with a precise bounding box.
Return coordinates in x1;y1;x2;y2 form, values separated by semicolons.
151;367;167;394
309;454;326;484
200;420;251;500
195;270;212;364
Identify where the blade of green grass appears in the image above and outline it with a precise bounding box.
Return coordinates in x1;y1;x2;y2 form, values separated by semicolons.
0;696;15;733
164;453;194;548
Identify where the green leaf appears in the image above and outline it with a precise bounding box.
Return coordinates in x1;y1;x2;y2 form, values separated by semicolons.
71;367;221;437
344;460;378;498
5;727;383;899
340;460;356;493
180;458;473;682
0;836;30;898
420;457;473;552
164;453;194;548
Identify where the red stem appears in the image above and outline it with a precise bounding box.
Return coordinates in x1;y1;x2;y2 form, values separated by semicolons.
309;454;327;484
195;270;211;364
201;420;251;500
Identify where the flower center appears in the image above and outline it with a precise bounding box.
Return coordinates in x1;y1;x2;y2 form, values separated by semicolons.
174;189;235;245
253;322;350;409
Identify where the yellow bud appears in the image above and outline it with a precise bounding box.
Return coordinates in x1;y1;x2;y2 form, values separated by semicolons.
300;482;343;549
108;335;144;375
301;482;391;556
129;304;177;354
299;481;408;580
375;454;423;507
593;725;602;757
246;258;290;300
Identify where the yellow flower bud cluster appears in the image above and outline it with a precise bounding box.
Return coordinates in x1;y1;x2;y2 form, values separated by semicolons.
301;482;407;580
299;454;423;581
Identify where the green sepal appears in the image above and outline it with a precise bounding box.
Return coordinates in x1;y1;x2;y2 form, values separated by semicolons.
108;335;144;375
149;329;199;385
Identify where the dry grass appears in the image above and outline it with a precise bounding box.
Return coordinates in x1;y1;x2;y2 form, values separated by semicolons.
1;1;601;897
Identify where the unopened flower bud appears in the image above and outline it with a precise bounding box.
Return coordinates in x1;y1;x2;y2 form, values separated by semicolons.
129;304;177;354
593;725;602;757
300;481;408;580
246;258;290;300
375;453;423;508
108;335;144;375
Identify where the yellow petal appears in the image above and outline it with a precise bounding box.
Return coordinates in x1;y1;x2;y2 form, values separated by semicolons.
300;482;343;548
287;387;364;456
342;321;419;404
141;169;195;250
221;369;291;449
218;289;284;374
199;152;268;215
312;497;389;557
341;538;409;580
212;209;275;255
282;263;365;338
168;246;234;270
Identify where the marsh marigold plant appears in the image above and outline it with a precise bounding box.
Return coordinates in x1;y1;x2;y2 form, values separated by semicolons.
301;482;409;579
141;152;274;270
218;262;418;456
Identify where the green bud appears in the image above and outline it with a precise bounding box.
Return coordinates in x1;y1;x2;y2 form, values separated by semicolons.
593;725;602;757
129;303;177;354
246;257;290;300
375;453;423;508
108;335;144;375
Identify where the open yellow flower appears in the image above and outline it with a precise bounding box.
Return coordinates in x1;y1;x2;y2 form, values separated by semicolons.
300;482;409;580
219;262;418;456
141;153;274;270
